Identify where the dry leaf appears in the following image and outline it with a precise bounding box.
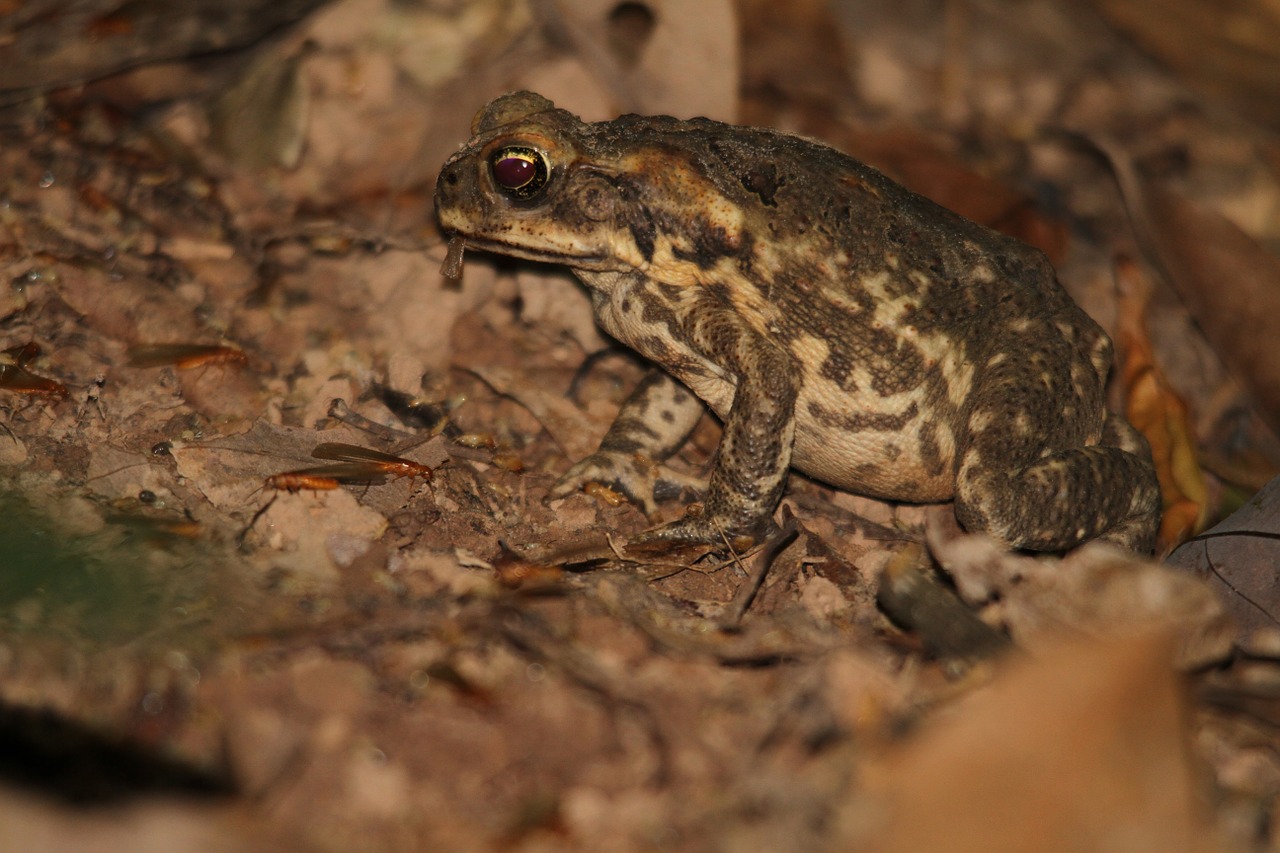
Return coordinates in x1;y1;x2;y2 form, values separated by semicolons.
207;40;315;170
929;521;1234;669
1167;473;1280;634
0;0;325;93
1087;0;1280;132
1112;254;1209;552
467;364;601;462
842;631;1217;853
1110;149;1280;435
540;0;739;120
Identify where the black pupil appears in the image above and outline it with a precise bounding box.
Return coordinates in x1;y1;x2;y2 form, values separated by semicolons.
494;155;535;189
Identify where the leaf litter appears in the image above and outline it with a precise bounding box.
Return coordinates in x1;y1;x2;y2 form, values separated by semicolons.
0;0;1279;850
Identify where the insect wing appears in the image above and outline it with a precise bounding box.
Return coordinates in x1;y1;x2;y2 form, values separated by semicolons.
311;443;431;481
128;344;247;369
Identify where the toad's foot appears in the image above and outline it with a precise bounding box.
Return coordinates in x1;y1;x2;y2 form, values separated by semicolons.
621;510;769;554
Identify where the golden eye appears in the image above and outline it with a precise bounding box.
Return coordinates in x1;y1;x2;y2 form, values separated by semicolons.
490;147;549;199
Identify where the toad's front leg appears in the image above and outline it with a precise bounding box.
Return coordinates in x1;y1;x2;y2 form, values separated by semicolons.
628;313;799;548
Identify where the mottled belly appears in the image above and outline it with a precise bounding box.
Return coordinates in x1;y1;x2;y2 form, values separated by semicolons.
790;393;957;502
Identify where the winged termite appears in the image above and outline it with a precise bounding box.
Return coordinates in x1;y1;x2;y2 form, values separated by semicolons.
127;344;248;370
263;463;389;492
0;342;68;399
310;442;433;484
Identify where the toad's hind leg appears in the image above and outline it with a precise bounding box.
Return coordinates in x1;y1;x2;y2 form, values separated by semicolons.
1091;411;1162;551
953;362;1160;553
547;370;706;518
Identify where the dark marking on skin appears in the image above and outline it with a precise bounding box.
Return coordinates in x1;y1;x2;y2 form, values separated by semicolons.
706;139;786;208
632;334;680;365
687;306;758;373
868;346;927;396
600;435;644;454
818;347;856;390
656;282;684;302
629;217;656;262
638;293;682;334
884;269;925;301
811;321;928;397
704;280;736;310
664;215;750;271
768;265;935;396
919;420;944;478
849;462;883;485
613;177;657;261
633;336;711;380
736;252;760;284
807;400;919;433
740;163;781;207
628;417;663;440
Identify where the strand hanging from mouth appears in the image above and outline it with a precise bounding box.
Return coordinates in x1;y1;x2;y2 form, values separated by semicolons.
441;236;466;279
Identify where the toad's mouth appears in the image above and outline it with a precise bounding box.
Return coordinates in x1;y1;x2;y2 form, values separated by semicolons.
440;232;620;272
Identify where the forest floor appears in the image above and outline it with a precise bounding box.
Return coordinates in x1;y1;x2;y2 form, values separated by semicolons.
2;1;1280;850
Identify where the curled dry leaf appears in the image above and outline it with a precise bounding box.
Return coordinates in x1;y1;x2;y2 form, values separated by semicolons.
1108;146;1280;435
928;520;1234;669
1112;254;1208;552
207;39;316;171
1167;473;1280;635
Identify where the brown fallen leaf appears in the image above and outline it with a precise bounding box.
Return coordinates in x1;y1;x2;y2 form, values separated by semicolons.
1167;473;1280;635
1107;146;1280;435
927;516;1234;670
466;364;601;462
1087;0;1280;132
541;0;739;120
1112;254;1209;552
840;631;1219;853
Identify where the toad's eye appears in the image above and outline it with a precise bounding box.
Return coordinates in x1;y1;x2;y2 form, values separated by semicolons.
490;147;549;199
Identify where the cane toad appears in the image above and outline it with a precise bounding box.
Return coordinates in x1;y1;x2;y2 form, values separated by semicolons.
434;92;1160;552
